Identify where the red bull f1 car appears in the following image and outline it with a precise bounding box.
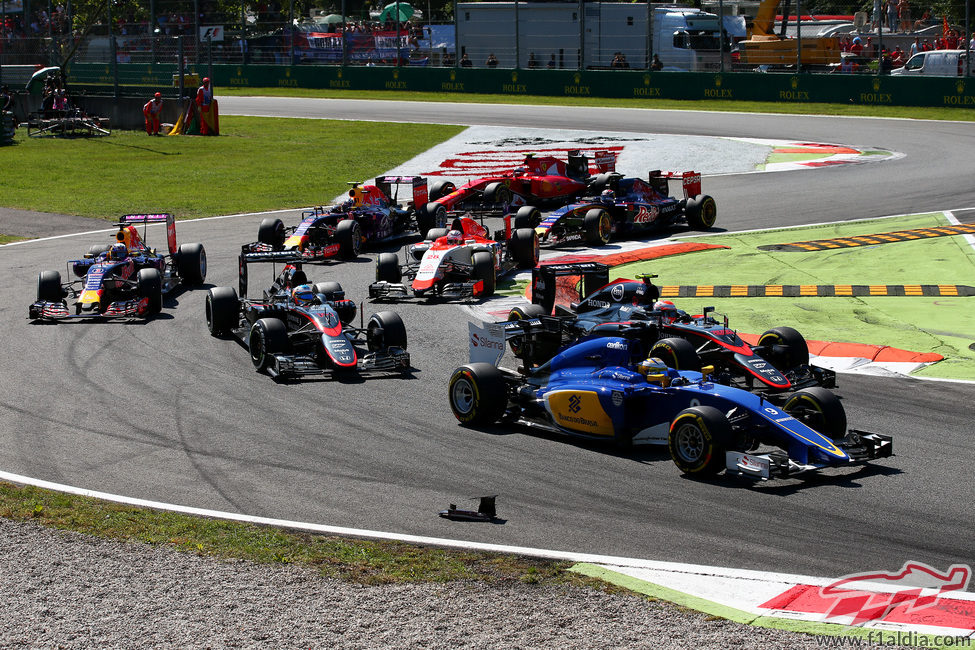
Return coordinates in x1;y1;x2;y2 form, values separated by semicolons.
450;323;891;480
415;149;619;226
513;171;716;247
368;215;539;300
247;176;431;262
506;262;835;393
29;213;207;321
205;250;410;379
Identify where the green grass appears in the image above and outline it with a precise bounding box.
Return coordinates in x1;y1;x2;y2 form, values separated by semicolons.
2;116;463;220
0;235;26;245
220;86;975;121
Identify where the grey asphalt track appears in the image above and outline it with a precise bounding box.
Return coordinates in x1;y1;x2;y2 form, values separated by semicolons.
2;99;973;578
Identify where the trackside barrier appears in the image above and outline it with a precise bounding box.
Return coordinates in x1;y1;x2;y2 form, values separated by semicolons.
63;63;975;109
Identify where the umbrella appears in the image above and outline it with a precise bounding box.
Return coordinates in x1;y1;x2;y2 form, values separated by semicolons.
315;13;345;24
27;66;61;94
379;2;414;24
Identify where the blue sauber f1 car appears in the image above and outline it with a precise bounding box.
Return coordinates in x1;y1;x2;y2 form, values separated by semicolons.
29;213;206;321
449;322;891;480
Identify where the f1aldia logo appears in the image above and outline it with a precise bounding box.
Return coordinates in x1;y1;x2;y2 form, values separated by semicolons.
568;395;582;413
819;561;971;625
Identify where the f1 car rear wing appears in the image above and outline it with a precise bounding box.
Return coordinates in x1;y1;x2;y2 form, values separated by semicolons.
648;171;702;200
237;249;303;299
531;262;610;315
117;213;177;256
375;175;428;209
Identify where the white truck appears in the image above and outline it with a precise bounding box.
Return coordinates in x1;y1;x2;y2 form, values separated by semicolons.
650;7;724;72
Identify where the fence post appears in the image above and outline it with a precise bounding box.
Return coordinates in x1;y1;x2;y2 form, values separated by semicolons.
178;35;185;103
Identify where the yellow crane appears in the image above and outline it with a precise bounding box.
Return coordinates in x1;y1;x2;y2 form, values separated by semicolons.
736;0;841;67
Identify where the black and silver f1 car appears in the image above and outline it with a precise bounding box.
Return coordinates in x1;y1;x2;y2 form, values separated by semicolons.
29;213;206;321
506;262;834;393
205;250;410;379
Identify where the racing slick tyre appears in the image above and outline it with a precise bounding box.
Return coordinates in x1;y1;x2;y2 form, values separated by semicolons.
424;227;450;243
507;304;551;360
336;219;363;260
205;286;240;337
249;317;290;373
784;387;848;441
36;270;65;302
448;363;508;425
428;180;456;202
651;338;702;372
509;228;540;269
472;251;496;297
376;253;402;283
668;406;732;476
176;242;207;285
313;282;343;301
685;194;717;230
588;172;622;196
257;218;286;250
86;244;111;258
583;209;612;246
417;203;448;239
137;268;163;315
367;311;408;351
483;182;512;207
514;205;542;229
757;326;809;370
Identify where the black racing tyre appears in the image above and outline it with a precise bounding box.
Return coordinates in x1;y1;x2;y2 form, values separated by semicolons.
205;286;239;337
509;228;540;269
588;172;622;195
668;406;732;476
87;243;111;258
376;253;402;283
425;227;450;242
176;242;207;285
685;194;717;230
335;219;362;260
757;326;809;370
583;208;612;246
483;182;512;207
784;387;848;441
137;268;163;315
428;180;456;202
249;317;289;372
650;337;701;372
367;310;408;351
417;203;448;238
507;303;549;358
514;205;542;229
313;281;343;300
472;251;496;297
258;217;286;249
448;363;508;425
36;270;64;302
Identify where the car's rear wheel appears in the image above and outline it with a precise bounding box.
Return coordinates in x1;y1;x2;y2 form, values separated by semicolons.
686;194;717;230
376;253;402;283
335;219;362;260
507;303;550;359
668;406;731;476
176;242;207;285
509;228;539;269
514;205;542;229
367;311;408;351
428;180;456;202
448;363;508;425
249;317;289;372
472;251;496;297
137;268;163;315
784;387;847;441
258;218;286;249
757;326;809;370
205;286;239;336
36;270;64;302
650;337;701;371
583;208;612;246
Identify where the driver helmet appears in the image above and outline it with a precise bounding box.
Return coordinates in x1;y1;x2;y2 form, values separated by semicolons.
653;300;679;320
445;229;464;246
291;284;316;306
600;189;616;204
108;243;127;261
637;357;673;387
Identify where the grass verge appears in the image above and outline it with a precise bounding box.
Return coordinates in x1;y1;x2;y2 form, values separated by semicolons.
0;235;26;245
0;480;623;589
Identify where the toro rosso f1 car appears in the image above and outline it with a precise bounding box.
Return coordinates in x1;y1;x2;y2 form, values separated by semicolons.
506;262;835;393
205;250;410;379
369;215;539;300
513;170;716;247
247;176;430;262
450;323;891;480
29;213;207;321
415;149;618;225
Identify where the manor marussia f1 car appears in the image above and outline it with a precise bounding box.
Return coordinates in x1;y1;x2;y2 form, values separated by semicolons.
414;149;619;226
247;176;431;262
450;324;891;480
512;170;717;247
505;262;835;393
368;215;539;300
205;250;410;379
29;213;207;321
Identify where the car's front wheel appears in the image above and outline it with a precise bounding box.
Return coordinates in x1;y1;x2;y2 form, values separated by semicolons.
668;406;731;476
448;363;508;425
249;317;289;372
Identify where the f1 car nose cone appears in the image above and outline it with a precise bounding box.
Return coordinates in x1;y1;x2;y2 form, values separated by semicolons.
81;302;99;312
